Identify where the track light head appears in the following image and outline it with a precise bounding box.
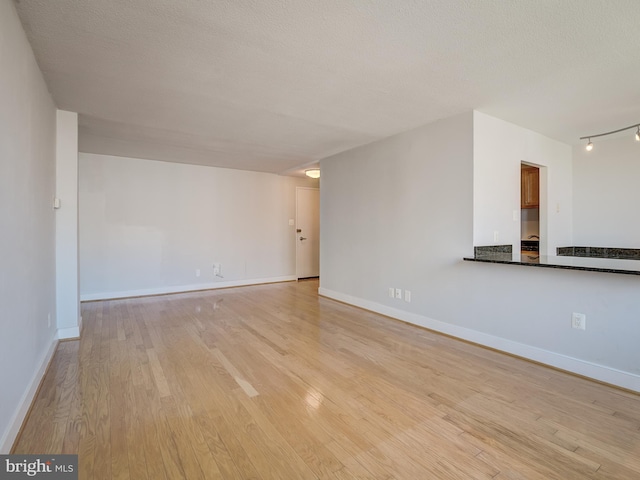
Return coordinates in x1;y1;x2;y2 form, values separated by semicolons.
586;139;593;151
636;126;640;142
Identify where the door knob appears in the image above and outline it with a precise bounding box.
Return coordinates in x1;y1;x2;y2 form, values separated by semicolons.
300;236;307;240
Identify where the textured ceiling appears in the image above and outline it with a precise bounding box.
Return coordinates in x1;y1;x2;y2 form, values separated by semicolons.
15;0;640;175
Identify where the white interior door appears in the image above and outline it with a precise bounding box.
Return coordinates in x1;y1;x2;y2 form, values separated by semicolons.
296;187;320;279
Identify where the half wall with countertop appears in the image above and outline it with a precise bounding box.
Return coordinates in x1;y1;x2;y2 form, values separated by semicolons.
320;110;640;392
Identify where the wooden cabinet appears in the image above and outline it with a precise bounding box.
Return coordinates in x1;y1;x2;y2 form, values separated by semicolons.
521;166;539;209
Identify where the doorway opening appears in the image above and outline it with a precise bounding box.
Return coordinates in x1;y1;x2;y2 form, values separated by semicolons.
295;187;320;279
520;163;540;255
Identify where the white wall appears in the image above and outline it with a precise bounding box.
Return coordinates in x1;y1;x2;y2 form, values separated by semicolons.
0;1;58;452
321;112;475;301
55;111;81;338
573;135;640;248
473;111;573;255
320;111;640;391
79;153;317;299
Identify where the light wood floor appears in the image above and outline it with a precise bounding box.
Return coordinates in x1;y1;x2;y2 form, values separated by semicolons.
13;280;640;479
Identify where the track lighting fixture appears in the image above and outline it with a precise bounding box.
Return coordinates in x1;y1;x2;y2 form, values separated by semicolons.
580;123;640;151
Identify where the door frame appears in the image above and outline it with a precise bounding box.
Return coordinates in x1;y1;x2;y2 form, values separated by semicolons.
520;162;547;255
295;186;320;279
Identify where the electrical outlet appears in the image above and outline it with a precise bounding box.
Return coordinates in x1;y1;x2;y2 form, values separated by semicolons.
571;312;586;330
47;313;51;328
195;269;201;277
493;231;499;242
388;287;395;298
395;288;402;299
213;263;222;277
404;290;411;303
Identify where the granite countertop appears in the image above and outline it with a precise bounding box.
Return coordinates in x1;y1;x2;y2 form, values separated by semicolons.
464;252;640;276
557;246;640;260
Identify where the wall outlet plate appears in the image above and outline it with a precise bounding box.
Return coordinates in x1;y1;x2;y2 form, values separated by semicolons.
571;312;586;330
395;288;402;299
213;263;222;277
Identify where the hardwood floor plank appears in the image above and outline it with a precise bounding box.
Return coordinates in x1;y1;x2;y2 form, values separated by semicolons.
209;413;263;480
109;344;131;480
13;279;640;479
145;347;172;398
325;440;394;480
212;348;259;398
131;385;167;480
236;394;332;479
125;375;150;480
158;396;209;480
192;411;251;480
92;364;111;480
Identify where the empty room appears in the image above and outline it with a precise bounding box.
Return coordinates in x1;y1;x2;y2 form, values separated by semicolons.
2;1;640;478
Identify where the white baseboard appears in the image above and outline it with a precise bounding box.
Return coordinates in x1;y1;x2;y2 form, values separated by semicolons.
318;287;640;393
0;336;59;454
80;275;297;301
57;326;80;340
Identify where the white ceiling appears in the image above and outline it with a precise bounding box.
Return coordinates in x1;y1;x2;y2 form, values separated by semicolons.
15;0;640;176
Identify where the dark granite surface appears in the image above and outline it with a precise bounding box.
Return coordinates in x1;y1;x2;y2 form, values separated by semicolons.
474;245;512;256
464;252;640;276
557;246;640;260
